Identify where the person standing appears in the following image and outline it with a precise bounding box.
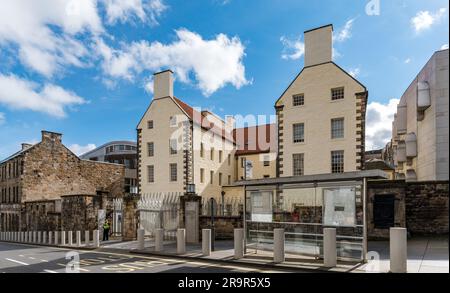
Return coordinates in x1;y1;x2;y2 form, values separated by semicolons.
103;220;110;241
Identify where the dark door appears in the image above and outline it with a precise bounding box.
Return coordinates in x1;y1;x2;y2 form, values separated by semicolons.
373;194;395;229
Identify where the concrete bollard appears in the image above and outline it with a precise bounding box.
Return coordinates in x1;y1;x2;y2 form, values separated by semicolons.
93;230;100;248
234;229;245;259
155;229;164;252
43;231;47;244
54;231;59;245
177;229;186;255
24;231;28;243
61;231;66;246
68;231;73;246
202;229;211;256
85;231;90;246
324;228;337;267
76;231;81;247
390;228;407;273
48;231;53;245
38;231;42;244
33;231;37;243
273;229;285;263
137;229;145;250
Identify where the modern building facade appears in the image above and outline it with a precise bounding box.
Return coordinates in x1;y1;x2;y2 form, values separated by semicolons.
0;131;124;232
390;49;449;181
275;24;368;177
80;141;138;194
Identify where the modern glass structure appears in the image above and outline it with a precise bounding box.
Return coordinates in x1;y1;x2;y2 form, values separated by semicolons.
235;170;387;261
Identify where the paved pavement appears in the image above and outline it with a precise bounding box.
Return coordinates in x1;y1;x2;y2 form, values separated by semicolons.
0;241;296;273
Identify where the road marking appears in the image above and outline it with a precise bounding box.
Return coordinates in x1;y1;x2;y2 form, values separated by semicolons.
28;257;36;260
6;258;29;266
40;259;49;263
43;269;58;273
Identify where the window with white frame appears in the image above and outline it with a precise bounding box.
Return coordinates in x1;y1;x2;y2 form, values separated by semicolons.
331;87;345;100
293;153;304;176
170;163;177;182
147;165;154;183
293;94;305;106
148;120;154;129
331;151;344;173
148;142;154;157
293;123;305;143
331;118;345;139
170;139;177;155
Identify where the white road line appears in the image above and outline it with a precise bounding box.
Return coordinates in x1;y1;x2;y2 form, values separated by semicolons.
6;258;29;266
43;269;58;273
28;257;36;260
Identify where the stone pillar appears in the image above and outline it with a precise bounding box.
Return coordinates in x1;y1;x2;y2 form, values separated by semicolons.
137;229;145;250
93;230;100;248
390;228;407;273
273;229;285;263
324;228;337;268
177;229;186;255
202;229;211;256
234;229;244;259
122;195;139;241
155;228;164;252
85;231;90;246
68;231;73;246
180;193;202;244
76;231;81;247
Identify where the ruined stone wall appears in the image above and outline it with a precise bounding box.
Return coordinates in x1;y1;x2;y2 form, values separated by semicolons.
405;181;449;235
21;137;124;202
61;195;103;232
24;200;61;231
199;216;243;240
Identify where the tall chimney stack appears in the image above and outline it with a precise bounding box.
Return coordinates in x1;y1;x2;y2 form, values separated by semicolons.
304;24;333;67
153;70;174;99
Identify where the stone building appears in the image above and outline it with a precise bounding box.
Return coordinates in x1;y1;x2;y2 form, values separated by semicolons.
0;130;125;232
275;24;367;177
390;49;449;181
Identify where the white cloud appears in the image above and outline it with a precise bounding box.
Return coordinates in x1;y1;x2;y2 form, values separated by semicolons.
280;36;305;60
97;29;249;96
348;67;361;78
411;8;447;33
143;76;154;94
0;0;103;78
404;58;411;64
365;98;399;150
441;44;449;50
0;74;86;118
333;19;355;42
0;113;5;125
69;143;97;156
101;0;167;25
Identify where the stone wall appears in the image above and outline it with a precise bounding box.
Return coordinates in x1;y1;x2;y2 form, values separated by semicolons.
199;215;243;240
122;195;139;241
405;181;449;235
24;200;61;231
61;195;103;233
367;180;449;239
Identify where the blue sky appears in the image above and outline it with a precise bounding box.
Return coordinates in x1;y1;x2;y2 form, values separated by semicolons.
0;0;448;159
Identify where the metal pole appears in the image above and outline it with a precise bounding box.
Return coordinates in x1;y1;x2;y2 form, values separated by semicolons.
362;177;368;262
210;197;215;252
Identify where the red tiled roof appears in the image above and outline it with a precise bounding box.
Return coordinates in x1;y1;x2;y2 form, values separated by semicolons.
233;124;277;155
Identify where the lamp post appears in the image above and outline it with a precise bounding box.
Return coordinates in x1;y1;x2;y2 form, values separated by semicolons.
210;197;216;251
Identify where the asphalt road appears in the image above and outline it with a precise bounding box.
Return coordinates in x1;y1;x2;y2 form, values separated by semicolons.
0;241;293;273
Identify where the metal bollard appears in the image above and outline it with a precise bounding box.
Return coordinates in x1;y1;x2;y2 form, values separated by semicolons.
85;231;90;246
155;229;164;252
177;229;186;255
202;229;211;256
137;229;145;250
68;231;73;246
273;229;285;263
234;229;245;259
390;228;407;273
76;231;81;247
324;228;337;267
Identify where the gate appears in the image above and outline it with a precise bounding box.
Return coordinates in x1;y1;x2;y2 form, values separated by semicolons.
137;192;181;240
112;198;123;237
